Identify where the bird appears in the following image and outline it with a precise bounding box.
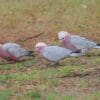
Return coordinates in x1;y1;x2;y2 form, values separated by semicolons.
0;42;34;61
58;31;100;53
35;42;82;65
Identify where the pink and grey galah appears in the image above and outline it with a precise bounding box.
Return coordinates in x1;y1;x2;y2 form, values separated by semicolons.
58;31;100;52
0;42;34;61
35;42;82;64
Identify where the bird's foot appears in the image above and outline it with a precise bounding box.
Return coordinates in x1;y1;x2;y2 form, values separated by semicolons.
50;62;59;67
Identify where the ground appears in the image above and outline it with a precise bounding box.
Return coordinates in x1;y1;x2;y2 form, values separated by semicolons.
0;0;100;100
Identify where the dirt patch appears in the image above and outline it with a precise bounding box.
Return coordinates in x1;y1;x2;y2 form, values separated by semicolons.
56;69;100;96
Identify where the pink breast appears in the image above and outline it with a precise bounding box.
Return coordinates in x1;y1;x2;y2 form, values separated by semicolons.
64;43;78;51
6;50;18;61
0;47;18;61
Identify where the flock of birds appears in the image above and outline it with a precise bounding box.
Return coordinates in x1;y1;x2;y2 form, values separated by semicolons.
0;31;100;65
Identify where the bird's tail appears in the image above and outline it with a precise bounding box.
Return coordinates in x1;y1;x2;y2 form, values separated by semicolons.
27;51;35;57
72;49;81;53
97;43;100;46
94;43;100;49
70;53;83;57
70;50;83;57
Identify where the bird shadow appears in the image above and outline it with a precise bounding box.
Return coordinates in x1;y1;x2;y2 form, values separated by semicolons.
0;57;34;65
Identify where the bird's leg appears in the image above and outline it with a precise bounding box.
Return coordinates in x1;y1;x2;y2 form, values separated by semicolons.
36;57;48;69
81;49;88;55
50;61;59;66
73;49;81;53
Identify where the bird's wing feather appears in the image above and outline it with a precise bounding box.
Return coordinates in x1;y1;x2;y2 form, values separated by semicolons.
71;35;96;49
43;46;72;61
7;47;28;57
2;43;21;50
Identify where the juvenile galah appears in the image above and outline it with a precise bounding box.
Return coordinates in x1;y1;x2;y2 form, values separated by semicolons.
58;31;100;52
0;42;34;61
35;42;82;64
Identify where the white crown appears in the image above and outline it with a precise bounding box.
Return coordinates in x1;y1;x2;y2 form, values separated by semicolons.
58;31;69;39
35;42;47;48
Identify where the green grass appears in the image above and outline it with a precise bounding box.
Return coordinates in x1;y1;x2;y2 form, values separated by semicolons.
0;60;35;70
46;91;58;100
62;95;77;100
25;90;41;100
0;64;86;82
0;90;14;100
84;92;100;100
78;80;89;88
0;56;99;99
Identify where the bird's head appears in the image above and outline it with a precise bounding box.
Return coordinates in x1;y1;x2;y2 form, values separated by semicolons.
58;31;71;43
35;42;47;53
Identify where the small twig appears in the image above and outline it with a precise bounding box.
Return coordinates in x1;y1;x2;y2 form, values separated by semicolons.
84;54;100;57
57;72;90;78
57;68;100;78
16;32;43;44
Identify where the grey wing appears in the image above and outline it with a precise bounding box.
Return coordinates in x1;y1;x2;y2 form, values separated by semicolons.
71;35;96;49
7;47;29;58
43;46;72;61
2;43;21;50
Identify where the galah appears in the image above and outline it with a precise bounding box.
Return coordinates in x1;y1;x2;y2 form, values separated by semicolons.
35;42;82;64
58;31;100;52
0;42;34;61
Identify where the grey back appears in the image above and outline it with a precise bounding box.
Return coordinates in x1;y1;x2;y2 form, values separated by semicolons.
2;43;29;58
2;43;21;50
43;46;72;62
7;47;29;57
71;35;96;49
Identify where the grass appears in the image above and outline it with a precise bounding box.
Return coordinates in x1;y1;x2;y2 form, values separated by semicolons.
0;90;14;100
78;80;89;88
0;64;89;82
0;0;99;100
84;92;100;100
62;95;76;100
0;56;99;99
25;90;41;100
